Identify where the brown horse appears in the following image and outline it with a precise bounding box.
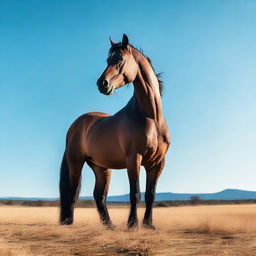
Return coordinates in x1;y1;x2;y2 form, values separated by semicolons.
59;34;170;229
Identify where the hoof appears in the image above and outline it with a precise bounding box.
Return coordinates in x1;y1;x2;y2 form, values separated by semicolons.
60;218;73;225
127;222;139;230
143;224;156;230
104;223;116;230
127;226;139;231
142;220;156;230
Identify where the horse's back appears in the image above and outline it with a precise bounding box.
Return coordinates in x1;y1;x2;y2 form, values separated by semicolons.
67;112;110;138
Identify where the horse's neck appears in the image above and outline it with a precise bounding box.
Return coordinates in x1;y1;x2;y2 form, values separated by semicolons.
132;55;163;122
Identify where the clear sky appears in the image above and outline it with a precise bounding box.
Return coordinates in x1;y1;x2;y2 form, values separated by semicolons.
1;0;256;197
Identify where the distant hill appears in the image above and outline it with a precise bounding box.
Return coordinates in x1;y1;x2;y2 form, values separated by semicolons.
102;189;256;202
1;189;256;202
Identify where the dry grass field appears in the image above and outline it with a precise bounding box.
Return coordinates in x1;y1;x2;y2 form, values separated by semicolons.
0;204;256;256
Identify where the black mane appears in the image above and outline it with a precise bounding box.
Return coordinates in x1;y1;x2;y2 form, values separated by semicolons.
108;43;164;97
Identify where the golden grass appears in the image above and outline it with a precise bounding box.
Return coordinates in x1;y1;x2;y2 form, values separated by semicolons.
0;204;256;255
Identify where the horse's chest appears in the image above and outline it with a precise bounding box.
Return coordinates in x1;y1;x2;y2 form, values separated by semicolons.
138;120;170;167
145;133;168;154
140;120;169;153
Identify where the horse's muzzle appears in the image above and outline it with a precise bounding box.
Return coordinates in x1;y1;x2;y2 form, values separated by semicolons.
97;78;113;95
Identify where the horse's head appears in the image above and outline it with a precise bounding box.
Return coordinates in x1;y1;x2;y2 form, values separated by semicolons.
97;34;138;95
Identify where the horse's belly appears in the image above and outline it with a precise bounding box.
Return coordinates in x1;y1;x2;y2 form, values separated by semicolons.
91;158;127;169
89;149;127;169
85;134;127;169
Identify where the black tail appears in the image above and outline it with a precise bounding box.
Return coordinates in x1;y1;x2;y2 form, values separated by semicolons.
59;152;80;225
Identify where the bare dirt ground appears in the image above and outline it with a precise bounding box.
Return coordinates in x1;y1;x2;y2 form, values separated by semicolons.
0;204;256;256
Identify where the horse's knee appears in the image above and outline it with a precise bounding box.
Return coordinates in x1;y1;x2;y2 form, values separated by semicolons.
130;190;141;205
145;190;154;203
93;190;107;205
134;192;141;202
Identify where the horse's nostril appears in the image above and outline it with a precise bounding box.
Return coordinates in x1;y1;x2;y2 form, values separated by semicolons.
102;80;108;88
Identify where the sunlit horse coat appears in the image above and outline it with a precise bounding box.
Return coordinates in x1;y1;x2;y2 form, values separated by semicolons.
59;34;170;229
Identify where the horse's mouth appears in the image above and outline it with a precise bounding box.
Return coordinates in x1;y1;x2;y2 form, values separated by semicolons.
106;87;114;95
106;86;114;95
98;85;114;95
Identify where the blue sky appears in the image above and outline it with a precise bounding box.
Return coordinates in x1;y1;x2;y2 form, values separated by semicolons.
0;0;255;197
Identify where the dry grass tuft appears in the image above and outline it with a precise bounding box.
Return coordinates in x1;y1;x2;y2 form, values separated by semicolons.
0;205;256;255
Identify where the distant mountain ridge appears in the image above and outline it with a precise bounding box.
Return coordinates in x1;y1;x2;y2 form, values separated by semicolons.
1;189;256;202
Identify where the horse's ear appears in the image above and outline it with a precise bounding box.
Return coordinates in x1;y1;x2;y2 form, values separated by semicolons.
109;37;116;46
122;34;129;47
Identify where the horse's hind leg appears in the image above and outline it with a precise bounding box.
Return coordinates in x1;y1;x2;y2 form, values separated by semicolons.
87;162;113;227
127;154;142;228
59;152;84;225
143;158;165;229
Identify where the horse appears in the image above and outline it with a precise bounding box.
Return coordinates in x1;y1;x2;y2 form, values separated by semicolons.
59;34;171;229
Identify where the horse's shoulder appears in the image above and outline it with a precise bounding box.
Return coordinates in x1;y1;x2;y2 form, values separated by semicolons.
133;118;158;148
143;118;171;148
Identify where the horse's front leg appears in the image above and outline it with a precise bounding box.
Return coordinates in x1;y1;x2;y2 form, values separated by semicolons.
143;158;165;229
127;154;142;228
